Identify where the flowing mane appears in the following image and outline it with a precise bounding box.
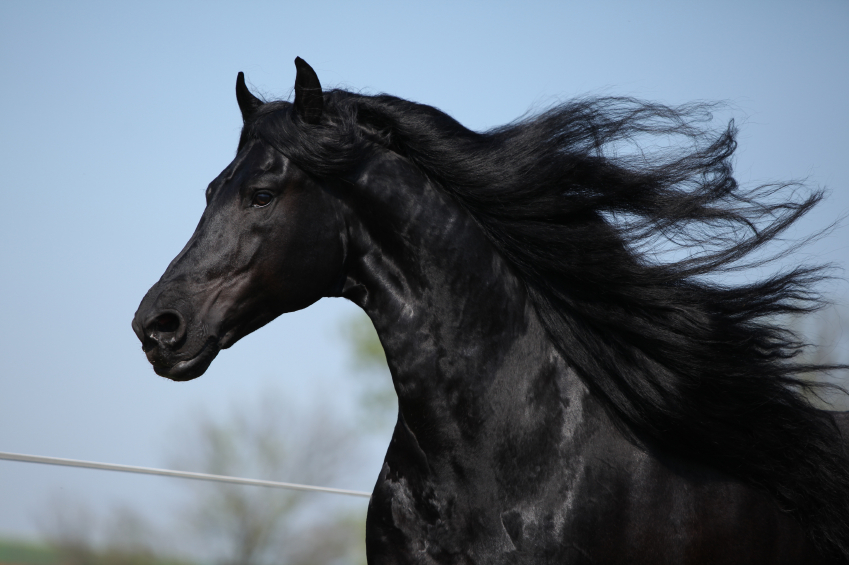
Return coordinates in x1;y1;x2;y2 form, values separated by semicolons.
241;91;849;558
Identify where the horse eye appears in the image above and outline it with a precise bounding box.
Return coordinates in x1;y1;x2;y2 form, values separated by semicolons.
251;192;273;207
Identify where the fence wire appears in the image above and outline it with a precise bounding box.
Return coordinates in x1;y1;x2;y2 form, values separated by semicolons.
0;450;371;498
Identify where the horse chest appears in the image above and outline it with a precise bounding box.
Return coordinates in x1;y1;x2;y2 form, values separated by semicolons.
365;408;614;564
365;417;817;565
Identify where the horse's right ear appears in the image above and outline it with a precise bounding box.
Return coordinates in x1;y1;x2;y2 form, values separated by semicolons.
236;72;263;121
293;57;323;124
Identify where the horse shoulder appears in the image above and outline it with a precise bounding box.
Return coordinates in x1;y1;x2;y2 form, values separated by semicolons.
556;396;819;564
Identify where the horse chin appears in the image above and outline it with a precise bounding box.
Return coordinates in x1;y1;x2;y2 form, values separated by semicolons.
152;337;221;382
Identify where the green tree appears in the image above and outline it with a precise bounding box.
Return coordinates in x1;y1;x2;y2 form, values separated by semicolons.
168;390;366;565
341;312;397;432
39;496;188;565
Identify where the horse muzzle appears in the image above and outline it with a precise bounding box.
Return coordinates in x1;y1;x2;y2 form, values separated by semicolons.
132;288;222;381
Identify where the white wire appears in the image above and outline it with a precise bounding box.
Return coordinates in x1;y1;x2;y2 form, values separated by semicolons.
0;450;371;499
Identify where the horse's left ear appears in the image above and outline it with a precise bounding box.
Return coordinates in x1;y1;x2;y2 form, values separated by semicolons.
236;72;263;121
293;57;323;125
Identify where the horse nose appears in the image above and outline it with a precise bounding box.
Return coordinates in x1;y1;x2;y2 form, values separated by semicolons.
140;310;187;352
132;316;144;342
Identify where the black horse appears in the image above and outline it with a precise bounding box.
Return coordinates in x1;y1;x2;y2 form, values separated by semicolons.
134;58;849;563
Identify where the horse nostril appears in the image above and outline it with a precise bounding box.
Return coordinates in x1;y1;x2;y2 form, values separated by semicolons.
155;313;180;333
143;310;187;349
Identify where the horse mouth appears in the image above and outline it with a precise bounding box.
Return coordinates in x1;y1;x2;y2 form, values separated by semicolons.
152;336;221;382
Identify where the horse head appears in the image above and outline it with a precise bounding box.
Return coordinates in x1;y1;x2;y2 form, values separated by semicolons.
132;58;344;381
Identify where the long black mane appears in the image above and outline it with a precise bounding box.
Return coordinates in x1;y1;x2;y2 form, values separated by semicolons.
241;91;849;559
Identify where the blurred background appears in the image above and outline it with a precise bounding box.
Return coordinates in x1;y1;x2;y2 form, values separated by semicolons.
1;1;847;563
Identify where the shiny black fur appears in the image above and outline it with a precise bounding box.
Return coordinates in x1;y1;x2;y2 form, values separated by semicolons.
135;59;849;563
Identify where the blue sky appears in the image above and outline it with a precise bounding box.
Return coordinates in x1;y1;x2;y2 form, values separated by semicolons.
1;0;847;543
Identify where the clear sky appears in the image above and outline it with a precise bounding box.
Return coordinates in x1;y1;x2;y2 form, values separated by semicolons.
1;0;847;544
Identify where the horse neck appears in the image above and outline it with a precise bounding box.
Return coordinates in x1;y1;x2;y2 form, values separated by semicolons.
338;151;574;448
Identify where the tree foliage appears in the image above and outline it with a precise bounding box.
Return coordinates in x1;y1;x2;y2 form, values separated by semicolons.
167;390;366;565
341;312;397;431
